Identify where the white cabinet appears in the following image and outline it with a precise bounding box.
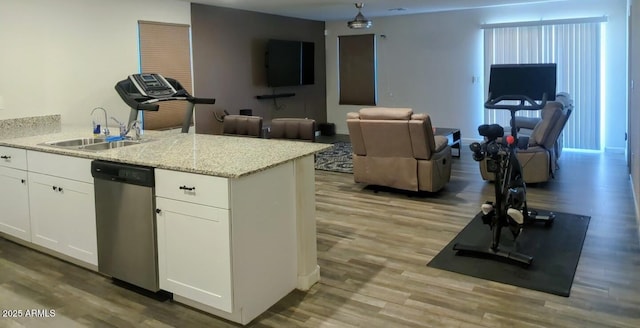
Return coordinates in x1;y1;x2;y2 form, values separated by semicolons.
0;146;30;241
156;197;232;312
155;163;298;325
155;169;232;312
26;151;97;266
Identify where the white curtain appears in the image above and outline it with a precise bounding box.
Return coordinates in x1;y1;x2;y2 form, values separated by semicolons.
484;19;602;150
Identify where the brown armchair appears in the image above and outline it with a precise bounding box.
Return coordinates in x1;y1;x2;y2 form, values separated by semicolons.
223;115;263;137
269;118;316;142
480;98;572;183
514;92;573;161
346;107;452;192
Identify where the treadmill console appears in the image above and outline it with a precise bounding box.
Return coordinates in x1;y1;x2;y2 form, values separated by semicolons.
115;73;215;133
129;73;177;98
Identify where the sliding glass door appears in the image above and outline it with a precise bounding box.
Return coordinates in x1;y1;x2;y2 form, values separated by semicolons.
484;19;603;150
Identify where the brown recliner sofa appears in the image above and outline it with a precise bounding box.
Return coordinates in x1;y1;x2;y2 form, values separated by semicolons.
480;97;572;183
347;107;452;192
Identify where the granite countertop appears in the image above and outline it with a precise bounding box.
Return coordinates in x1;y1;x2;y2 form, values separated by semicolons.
0;127;330;178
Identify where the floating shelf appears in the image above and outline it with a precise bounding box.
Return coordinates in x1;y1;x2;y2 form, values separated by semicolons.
256;93;295;100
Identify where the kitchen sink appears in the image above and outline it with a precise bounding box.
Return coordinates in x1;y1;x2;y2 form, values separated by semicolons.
44;137;107;147
40;137;150;152
81;140;141;151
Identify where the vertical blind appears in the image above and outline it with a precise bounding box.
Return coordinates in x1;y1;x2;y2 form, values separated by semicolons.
484;19;602;150
138;21;192;130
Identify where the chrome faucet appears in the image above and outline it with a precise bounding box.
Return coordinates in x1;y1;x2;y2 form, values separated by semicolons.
128;120;142;140
110;116;127;137
109;116;141;140
90;107;110;136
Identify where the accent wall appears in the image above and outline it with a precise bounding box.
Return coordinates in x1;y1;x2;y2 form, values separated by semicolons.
190;4;327;135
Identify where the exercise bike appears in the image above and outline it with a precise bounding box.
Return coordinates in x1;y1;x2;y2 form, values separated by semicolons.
453;64;557;266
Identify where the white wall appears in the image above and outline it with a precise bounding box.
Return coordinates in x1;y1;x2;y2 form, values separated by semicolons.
325;0;628;150
0;0;190;127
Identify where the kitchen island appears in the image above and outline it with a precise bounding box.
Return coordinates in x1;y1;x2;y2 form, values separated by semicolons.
0;118;330;325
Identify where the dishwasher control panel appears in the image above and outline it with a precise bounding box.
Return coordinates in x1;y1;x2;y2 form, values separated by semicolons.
91;160;154;187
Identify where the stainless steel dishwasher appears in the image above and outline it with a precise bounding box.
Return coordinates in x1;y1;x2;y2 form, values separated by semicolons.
91;160;159;292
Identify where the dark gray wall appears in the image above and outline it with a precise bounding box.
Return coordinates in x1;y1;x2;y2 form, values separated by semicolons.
191;4;327;134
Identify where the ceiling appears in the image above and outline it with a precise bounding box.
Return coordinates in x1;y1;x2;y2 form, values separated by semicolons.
183;0;570;21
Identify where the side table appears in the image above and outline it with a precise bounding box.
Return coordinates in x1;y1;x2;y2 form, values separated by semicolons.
434;128;461;158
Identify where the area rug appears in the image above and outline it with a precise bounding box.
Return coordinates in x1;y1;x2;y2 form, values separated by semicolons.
427;209;590;297
315;142;353;173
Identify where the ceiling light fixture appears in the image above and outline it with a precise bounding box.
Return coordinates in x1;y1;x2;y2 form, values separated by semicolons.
347;3;372;29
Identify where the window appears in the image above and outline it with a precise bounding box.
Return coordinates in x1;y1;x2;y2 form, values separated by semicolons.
138;21;192;130
338;34;377;106
483;18;604;150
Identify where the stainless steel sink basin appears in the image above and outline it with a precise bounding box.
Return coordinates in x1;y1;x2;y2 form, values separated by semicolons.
81;140;141;151
45;137;107;147
40;137;150;152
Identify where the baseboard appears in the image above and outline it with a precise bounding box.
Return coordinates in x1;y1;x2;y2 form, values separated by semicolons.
605;147;626;153
297;264;320;291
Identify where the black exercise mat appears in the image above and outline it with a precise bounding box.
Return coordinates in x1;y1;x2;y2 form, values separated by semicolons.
427;210;590;297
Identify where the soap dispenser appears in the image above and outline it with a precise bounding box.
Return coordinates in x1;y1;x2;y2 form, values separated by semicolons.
93;121;101;136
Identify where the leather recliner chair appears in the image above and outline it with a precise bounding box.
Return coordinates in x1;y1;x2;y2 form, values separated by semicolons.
514;92;573;161
223;115;263;137
480;97;573;183
269;118;316;142
347;107;452;192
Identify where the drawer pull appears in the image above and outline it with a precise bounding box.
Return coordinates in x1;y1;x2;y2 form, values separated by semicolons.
179;185;196;191
0;155;10;159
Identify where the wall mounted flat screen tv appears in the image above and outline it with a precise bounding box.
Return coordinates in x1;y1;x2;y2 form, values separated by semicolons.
266;39;314;87
488;63;557;101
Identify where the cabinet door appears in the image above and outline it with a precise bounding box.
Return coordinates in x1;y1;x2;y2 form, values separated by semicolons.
29;172;65;252
0;166;30;241
156;197;232;312
61;178;97;265
28;172;97;265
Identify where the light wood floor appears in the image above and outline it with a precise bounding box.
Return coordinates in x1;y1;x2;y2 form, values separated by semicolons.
1;147;639;327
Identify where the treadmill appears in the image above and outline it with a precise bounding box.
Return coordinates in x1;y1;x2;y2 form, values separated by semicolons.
115;73;215;133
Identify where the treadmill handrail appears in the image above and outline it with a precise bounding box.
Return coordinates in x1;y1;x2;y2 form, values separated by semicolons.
141;97;188;104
